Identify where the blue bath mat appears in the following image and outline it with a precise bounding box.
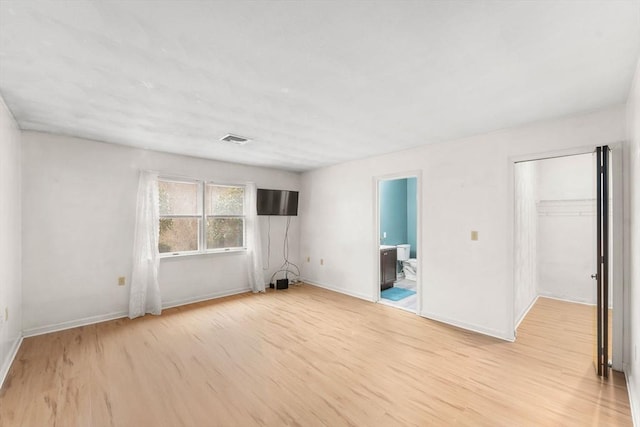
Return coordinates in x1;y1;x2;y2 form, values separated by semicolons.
381;287;416;301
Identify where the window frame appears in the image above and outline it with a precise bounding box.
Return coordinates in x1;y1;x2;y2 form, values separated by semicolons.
204;182;246;252
158;176;246;258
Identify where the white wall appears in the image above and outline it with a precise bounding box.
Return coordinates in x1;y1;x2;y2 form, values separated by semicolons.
0;95;22;385
514;161;538;326
537;154;594;200
536;154;596;304
21;132;300;334
300;106;626;340
625;59;640;424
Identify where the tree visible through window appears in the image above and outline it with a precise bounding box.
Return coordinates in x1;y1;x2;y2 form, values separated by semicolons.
158;179;244;255
206;184;245;250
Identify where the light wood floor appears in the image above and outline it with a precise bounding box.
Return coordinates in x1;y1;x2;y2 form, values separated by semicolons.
0;285;632;426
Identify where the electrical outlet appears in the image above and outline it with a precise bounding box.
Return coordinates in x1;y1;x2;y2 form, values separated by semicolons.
383;232;387;238
471;230;479;241
320;258;324;266
118;276;126;286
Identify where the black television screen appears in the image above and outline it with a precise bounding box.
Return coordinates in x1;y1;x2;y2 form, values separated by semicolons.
257;189;299;216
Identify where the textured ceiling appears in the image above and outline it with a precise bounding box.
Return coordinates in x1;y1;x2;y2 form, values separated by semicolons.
0;1;639;172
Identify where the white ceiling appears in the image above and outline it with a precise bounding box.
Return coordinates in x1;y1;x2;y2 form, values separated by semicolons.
0;1;639;172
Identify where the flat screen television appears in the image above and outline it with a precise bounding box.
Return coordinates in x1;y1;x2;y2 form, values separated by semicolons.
257;189;299;216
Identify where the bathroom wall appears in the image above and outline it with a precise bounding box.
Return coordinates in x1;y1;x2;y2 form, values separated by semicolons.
379;179;408;245
379;177;418;258
407;177;417;258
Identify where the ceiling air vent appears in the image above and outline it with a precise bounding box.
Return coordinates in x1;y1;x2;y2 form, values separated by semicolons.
220;134;250;145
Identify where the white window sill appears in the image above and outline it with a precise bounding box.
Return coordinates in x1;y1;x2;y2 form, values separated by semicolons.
159;248;247;260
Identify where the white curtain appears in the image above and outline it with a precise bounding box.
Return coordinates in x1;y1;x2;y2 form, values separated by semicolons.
514;161;538;324
246;183;266;292
129;171;162;318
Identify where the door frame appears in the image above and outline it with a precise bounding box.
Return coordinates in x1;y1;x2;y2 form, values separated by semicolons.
507;143;624;370
373;170;423;314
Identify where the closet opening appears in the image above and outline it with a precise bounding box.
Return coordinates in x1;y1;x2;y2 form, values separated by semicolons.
512;146;622;377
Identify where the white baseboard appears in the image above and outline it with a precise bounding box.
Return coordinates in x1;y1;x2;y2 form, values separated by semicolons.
23;311;128;337
162;287;251;309
0;335;23;389
301;278;374;302
625;370;639;427
23;287;252;338
420;310;515;342
303;279;513;342
515;295;539;330
536;292;596;307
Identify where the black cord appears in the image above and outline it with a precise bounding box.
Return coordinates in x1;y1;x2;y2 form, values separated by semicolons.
283;216;289;268
263;216;270;271
283;216;300;278
269;216;300;284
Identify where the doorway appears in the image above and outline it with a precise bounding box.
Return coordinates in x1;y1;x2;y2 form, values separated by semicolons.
375;173;421;313
512;146;622;376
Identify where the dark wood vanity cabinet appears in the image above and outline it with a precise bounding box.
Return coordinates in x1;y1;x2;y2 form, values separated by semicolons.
380;248;397;290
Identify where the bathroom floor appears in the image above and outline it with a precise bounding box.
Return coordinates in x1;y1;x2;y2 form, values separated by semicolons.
379;278;417;312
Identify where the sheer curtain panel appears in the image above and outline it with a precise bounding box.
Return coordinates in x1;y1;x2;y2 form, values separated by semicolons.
129;171;162;318
246;183;266;292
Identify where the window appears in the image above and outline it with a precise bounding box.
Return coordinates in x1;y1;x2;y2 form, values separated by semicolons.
158;178;245;256
206;184;245;250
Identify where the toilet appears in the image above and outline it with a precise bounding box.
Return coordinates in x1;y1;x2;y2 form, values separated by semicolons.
396;244;417;281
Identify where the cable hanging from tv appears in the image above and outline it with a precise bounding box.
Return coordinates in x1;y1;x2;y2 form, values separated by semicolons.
268;216;300;288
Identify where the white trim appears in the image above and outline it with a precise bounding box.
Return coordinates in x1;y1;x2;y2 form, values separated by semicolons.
160;247;247;259
373;176;380;301
305;280;514;342
536;292;597;307
0;335;23;389
625;371;639;427
23;311;128;337
420;310;515;342
515;295;539;330
378;298;416;314
510;144;597;164
23;287;252;338
158;177;248;257
610;143;625;371
303;279;374;302
162;287;251;310
506;152;516;342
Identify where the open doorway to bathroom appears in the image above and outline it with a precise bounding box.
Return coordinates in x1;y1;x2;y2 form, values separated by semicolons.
375;174;420;313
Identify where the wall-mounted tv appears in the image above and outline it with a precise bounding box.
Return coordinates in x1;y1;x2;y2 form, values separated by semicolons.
257;189;299;216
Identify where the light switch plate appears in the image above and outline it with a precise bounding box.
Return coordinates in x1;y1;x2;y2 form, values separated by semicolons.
471;231;479;241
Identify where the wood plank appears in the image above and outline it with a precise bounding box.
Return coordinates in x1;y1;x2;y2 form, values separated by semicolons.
0;287;632;426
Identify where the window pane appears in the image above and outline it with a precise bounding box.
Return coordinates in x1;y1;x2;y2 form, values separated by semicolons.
206;185;244;216
206;218;244;249
159;180;201;215
159;217;200;253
